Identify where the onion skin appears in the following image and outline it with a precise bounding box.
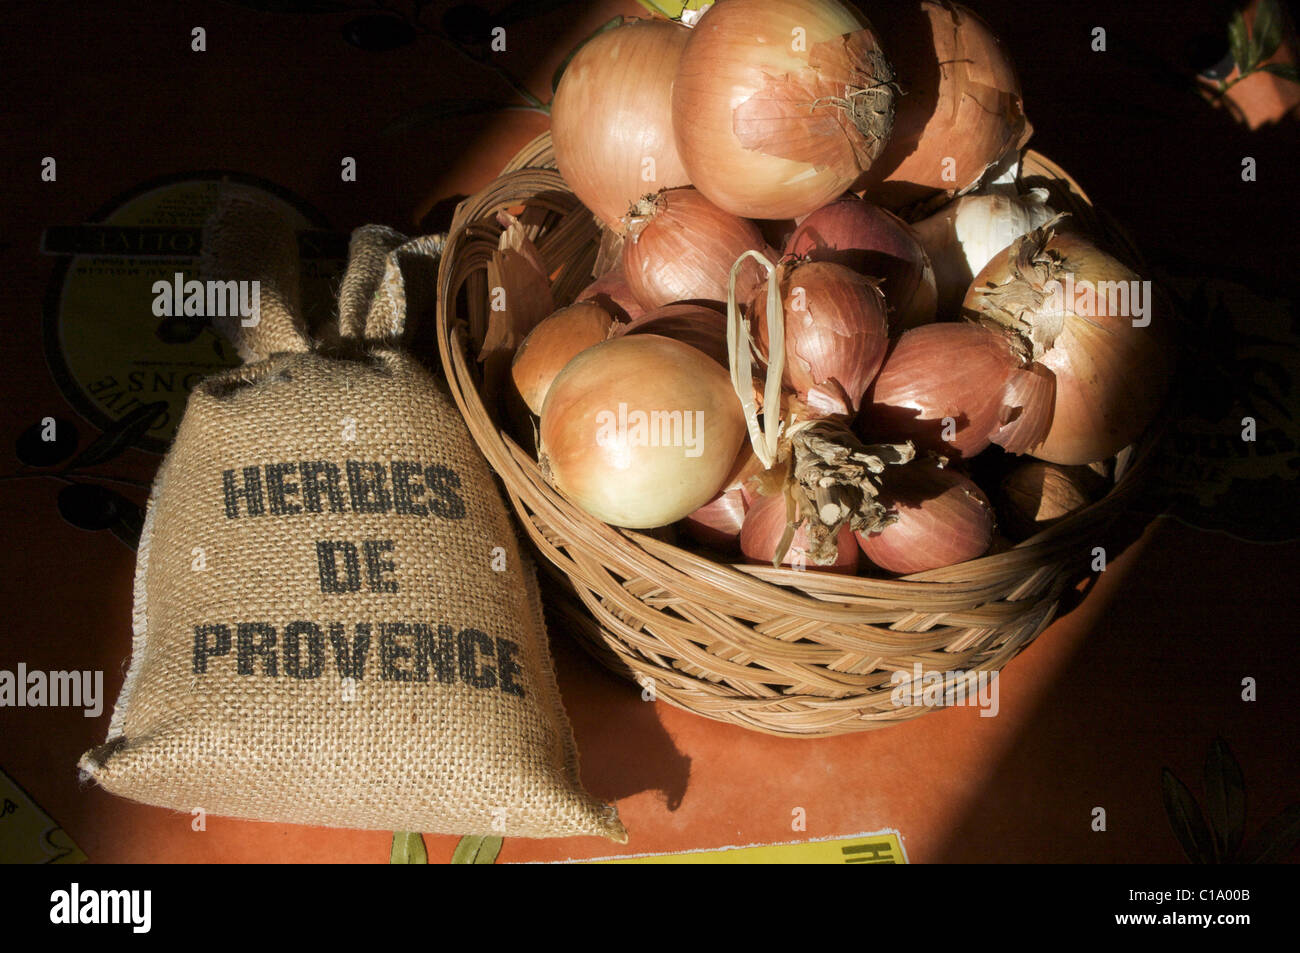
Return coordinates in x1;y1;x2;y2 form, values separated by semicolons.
578;267;644;323
785;195;938;330
620;303;729;367
673;0;895;220
551;19;692;229
682;442;768;549
963;225;1169;465
510;302;614;415
621;188;767;309
858;1;1028;207
998;460;1105;540
753;261;890;418
862;321;1040;459
740;493;860;573
855;464;994;573
539;334;747;528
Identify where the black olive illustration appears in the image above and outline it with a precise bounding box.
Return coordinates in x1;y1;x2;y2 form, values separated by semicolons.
15;418;79;467
57;483;121;531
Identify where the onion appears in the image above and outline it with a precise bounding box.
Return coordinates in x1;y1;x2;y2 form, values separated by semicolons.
752;260;890;418
551;19;692;229
621;188;767;309
672;0;896;220
577;267;644;323
682;442;766;549
740;492;859;572
862;321;1054;459
785;195;938;329
963;221;1169;464
997;460;1106;540
539;334;747;528
510;302;614;415
620;303;729;366
855;462;994;573
912;188;1056;317
859;1;1029;207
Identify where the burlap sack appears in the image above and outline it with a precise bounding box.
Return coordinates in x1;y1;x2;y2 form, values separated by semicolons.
79;189;625;841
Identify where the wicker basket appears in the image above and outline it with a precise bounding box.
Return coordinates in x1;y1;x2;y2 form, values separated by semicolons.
434;132;1158;737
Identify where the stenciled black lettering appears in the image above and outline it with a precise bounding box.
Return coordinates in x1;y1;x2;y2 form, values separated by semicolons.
222;466;265;518
425;464;466;519
391;461;429;516
265;462;302;516
346;460;392;514
193;624;232;674
413;623;456;684
379;623;416;681
328;622;372;679
457;628;496;689
316;540;362;593
237;622;278;676
299;461;346;514
283;621;325;679
362;539;398;593
496;637;525;698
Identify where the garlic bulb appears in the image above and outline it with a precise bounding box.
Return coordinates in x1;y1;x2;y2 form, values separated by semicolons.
912;189;1055;316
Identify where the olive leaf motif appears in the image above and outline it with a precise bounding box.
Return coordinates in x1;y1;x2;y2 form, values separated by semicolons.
1222;0;1297;92
450;835;502;864
62;401;168;472
389;831;428;864
1163;737;1300;863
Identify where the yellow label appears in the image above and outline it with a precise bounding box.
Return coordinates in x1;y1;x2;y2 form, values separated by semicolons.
582;830;907;864
0;767;87;864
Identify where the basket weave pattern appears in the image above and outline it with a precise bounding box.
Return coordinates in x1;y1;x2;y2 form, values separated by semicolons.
435;132;1155;737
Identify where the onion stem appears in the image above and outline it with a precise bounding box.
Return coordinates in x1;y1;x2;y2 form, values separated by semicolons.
726;249;784;469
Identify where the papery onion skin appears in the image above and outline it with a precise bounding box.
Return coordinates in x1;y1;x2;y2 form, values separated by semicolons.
855;463;994;573
682;441;767;548
911;189;1056;318
673;0;896;220
997;460;1105;540
511;302;614;415
620;303;729;367
539;334;747;528
862;321;1032;458
621;188;767;309
964;226;1169;465
785;195;938;330
858;0;1028;207
740;492;860;572
754;261;890;418
551;19;693;229
578;267;645;323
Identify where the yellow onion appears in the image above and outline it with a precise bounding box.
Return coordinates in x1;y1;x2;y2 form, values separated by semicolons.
998;460;1106;540
510;302;614;415
862;321;1053;458
855;462;994;573
672;0;895;220
785;195;938;329
859;1;1028;207
539;334;746;528
753;260;890;418
577;267;644;322
963;221;1169;464
740;492;860;572
621;188;767;309
681;443;766;549
551;19;693;229
620;303;729;366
